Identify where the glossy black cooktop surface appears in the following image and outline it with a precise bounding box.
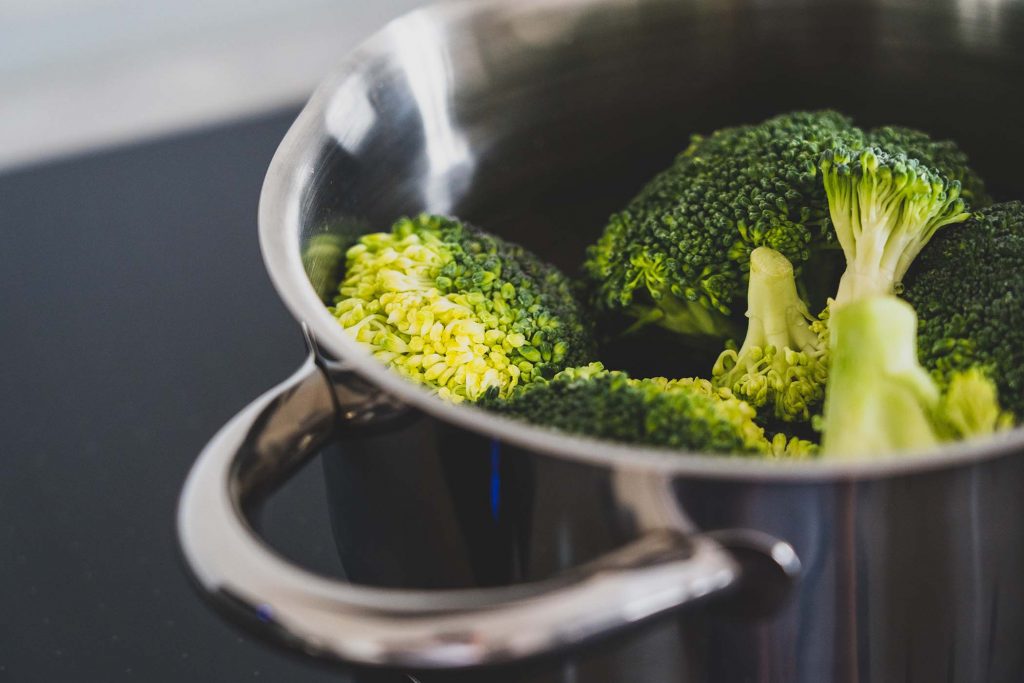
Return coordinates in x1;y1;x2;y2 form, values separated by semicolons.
1;109;351;682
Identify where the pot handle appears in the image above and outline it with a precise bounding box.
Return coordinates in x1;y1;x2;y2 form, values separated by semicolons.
177;331;750;670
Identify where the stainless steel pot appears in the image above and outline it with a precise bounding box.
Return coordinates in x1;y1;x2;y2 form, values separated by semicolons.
177;0;1024;680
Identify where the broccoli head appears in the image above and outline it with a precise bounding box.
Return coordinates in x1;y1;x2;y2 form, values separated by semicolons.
867;126;990;206
819;146;970;308
583;111;989;343
330;214;595;402
482;363;816;457
584;110;864;339
903;202;1024;418
712;247;828;422
821;296;1009;458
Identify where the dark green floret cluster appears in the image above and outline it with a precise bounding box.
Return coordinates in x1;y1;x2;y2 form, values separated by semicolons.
867;125;990;206
584;111;863;339
904;202;1024;417
325;109;1018;460
481;363;815;457
583;111;990;344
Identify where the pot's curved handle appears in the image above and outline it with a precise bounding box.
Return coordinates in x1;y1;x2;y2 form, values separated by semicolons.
177;334;746;670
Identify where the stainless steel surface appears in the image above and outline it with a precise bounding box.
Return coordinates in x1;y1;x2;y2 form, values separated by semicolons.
180;0;1024;679
177;342;744;668
259;0;1024;480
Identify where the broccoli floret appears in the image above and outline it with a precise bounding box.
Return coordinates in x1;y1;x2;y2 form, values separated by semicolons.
584;112;987;343
482;363;816;457
939;368;1015;439
903;202;1024;418
821;296;1008;457
766;432;819;459
819;146;970;308
712;247;828;422
867;126;990;206
330;214;595;402
585;111;864;339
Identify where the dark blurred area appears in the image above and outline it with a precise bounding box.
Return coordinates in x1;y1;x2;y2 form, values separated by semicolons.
0;2;431;680
0;107;359;682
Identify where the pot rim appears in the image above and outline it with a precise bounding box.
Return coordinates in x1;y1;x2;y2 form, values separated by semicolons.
258;0;1024;482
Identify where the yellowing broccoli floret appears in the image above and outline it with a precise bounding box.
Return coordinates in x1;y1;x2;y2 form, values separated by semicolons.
821;296;1010;458
330;215;594;402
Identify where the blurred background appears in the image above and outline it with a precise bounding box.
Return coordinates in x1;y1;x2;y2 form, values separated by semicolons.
0;0;425;170
0;1;427;681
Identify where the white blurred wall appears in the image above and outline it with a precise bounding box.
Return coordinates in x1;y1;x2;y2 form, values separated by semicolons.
0;0;427;170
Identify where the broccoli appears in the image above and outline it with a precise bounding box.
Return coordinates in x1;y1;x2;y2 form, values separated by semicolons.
903;202;1024;418
939;368;1015;439
329;214;595;403
583;111;988;341
584;111;863;340
712;247;828;422
867;126;990;206
819;145;971;308
821;296;1009;458
482;363;816;457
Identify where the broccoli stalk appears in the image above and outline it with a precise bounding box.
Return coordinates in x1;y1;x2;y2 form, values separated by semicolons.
712;247;827;422
820;146;970;308
821;296;1009;458
822;296;944;456
622;294;738;339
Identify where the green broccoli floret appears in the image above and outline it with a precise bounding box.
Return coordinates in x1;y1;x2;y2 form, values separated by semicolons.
821;296;1009;458
584;110;864;339
330;214;595;403
583;111;988;344
482;363;816;457
867;126;990;206
712;247;828;422
819;146;970;308
903;202;1024;418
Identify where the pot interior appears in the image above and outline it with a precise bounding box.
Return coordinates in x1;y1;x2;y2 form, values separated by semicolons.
290;0;1024;424
302;0;1024;253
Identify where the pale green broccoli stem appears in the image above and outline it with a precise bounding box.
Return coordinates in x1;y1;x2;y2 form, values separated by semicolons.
822;148;970;309
741;247;820;353
822;296;942;457
712;247;826;421
625;295;737;339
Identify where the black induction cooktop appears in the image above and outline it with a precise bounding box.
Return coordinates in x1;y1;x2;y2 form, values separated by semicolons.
0;108;355;682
